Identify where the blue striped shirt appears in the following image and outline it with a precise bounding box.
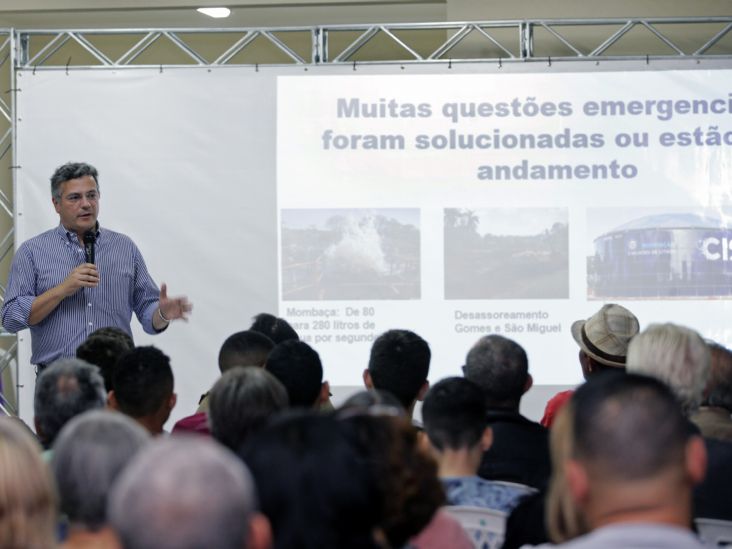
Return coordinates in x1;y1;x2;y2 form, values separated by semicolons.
1;224;161;365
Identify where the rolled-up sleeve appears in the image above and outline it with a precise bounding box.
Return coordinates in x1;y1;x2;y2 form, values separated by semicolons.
1;245;36;333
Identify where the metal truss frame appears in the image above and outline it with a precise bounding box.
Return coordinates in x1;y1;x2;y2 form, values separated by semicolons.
0;29;17;417
1;17;732;413
13;17;732;70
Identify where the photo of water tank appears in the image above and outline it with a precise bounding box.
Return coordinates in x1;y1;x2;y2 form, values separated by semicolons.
587;211;732;299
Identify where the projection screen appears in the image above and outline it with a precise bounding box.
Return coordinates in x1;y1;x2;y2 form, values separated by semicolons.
13;63;732;425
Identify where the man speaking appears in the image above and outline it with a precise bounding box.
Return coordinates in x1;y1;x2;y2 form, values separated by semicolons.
1;162;192;370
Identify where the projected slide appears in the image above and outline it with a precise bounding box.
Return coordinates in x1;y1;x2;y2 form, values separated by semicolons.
278;70;732;386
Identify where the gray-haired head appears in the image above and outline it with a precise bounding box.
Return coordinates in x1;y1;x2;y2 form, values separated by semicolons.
626;323;710;415
50;162;99;201
34;358;107;448
209;366;289;452
51;410;149;530
108;437;258;549
464;334;529;410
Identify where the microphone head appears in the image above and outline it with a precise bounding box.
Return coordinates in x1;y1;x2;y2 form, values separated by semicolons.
83;230;96;245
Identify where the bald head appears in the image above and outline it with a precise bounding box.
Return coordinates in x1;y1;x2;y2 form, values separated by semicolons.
109;437;262;549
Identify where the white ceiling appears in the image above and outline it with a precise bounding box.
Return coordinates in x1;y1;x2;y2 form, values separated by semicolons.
0;0;729;30
0;0;446;29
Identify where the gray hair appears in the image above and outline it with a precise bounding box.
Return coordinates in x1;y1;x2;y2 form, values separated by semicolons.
51;410;150;530
626;323;710;415
50;162;99;201
108;437;258;549
464;334;529;409
34;358;107;447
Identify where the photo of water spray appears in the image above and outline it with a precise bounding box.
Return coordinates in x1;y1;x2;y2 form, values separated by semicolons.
281;208;420;300
444;208;569;299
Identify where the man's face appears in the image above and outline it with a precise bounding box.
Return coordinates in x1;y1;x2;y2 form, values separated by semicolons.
53;175;100;236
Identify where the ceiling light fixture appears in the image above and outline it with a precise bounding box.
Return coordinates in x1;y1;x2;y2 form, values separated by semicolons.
196;7;231;18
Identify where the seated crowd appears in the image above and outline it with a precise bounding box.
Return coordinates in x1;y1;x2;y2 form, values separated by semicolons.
1;306;731;549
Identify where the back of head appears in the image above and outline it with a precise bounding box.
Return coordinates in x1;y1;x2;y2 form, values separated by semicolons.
209;366;289;451
0;417;57;548
109;437;257;549
241;413;380;549
34;358;107;447
89;326;134;349
464;334;528;409
341;413;443;548
367;329;431;409
76;334;132;391
705;342;732;412
113;346;174;418
250;313;299;344
218;330;275;373
626;323;710;414
572;372;691;482
265;341;323;408
51;410;149;530
338;389;406;418
422;377;485;451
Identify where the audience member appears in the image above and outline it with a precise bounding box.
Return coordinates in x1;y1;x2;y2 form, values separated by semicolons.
266;340;329;408
109;436;271;549
627;323;710;415
250;313;299;344
339;388;407;418
0;417;57;548
463;334;550;489
692;341;732;441
34;357;106;450
193;329;277;415
541;373;707;548
541;303;639;428
89;326;134;348
504;402;580;549
218;330;275;372
364;329;431;418
209;366;289;451
422;377;533;512
51;410;150;549
627;322;732;520
109;346;176;435
76;334;132;391
240;413;382;549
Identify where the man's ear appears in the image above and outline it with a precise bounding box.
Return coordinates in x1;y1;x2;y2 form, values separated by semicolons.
52;197;61;214
685;435;707;486
523;373;533;395
319;381;331;406
107;390;119;410
565;459;590;505
363;369;373;389
416;380;429;402
168;392;178;413
33;417;44;442
480;426;493;451
246;512;273;549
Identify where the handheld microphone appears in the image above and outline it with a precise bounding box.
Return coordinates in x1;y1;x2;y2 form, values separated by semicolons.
83;231;96;264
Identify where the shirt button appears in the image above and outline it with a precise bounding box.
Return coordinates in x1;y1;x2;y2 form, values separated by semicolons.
88;322;93;326
88;303;92;307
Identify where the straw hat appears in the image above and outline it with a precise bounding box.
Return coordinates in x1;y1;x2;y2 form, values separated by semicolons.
571;304;640;367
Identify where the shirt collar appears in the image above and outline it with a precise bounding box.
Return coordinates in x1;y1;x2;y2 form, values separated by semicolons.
56;222;102;243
